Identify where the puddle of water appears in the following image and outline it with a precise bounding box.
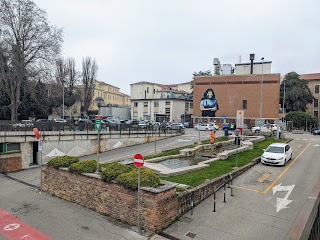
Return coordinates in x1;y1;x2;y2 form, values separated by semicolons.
159;156;210;169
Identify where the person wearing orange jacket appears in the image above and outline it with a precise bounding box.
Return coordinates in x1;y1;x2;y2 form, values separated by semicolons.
210;130;216;144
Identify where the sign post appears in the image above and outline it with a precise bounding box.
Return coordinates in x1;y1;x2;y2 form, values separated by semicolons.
134;153;144;233
95;117;102;172
33;128;43;192
236;110;244;135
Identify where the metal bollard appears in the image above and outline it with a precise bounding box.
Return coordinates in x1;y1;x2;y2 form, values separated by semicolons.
213;192;216;212
223;184;226;203
191;192;195;215
231;178;234;197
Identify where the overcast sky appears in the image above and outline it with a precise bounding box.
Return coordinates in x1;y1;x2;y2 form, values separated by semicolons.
34;0;320;95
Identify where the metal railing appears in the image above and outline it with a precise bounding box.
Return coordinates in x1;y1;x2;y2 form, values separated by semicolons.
0;122;185;138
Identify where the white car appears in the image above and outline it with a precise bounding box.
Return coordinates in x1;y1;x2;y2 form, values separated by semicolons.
53;118;67;123
261;143;292;166
252;124;281;134
194;123;219;131
168;123;185;130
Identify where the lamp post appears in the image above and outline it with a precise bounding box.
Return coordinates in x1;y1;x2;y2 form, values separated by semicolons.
259;57;264;135
94;97;105;172
62;80;65;120
282;80;286;122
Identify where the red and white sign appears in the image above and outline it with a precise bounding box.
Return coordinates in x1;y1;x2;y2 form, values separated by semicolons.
134;154;144;168
33;128;40;140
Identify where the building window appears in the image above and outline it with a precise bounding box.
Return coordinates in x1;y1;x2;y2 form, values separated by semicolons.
165;108;170;114
134;102;138;107
315;85;319;94
314;99;318;108
185;102;189;111
314;111;319;118
165;101;170;106
147;87;149;93
133;112;138;117
154;102;159;107
153;89;155;94
190;103;193;109
144;102;148;107
243;100;247;109
1;143;20;153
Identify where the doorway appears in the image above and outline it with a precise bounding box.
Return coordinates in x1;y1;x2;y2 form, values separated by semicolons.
32;142;38;165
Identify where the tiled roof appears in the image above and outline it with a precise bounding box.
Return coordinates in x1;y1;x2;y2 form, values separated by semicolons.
300;73;320;80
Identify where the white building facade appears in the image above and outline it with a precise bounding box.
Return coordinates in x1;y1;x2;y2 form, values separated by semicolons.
130;81;193;123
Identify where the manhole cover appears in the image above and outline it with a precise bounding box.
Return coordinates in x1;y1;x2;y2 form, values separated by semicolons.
185;232;197;238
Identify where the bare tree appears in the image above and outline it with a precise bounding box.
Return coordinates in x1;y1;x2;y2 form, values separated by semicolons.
0;0;62;120
66;58;78;95
82;57;97;112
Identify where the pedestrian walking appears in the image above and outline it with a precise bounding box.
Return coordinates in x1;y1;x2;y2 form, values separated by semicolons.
210;130;216;144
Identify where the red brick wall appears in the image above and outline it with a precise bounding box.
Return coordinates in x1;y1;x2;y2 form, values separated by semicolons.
0;153;22;173
194;74;280;119
42;167;179;233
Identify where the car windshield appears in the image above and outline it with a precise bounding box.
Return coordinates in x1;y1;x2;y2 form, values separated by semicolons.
266;146;284;153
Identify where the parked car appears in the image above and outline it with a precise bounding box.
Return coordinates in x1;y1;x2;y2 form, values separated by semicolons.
261;143;292;166
75;119;94;130
168;123;185;130
252;124;281;134
126;119;139;125
194;123;219;131
53;118;67;123
138;120;150;128
313;128;320;135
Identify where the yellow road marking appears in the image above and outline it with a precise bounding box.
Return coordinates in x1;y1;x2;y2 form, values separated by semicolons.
234;143;311;194
257;173;271;183
232;185;264;193
263;143;311;194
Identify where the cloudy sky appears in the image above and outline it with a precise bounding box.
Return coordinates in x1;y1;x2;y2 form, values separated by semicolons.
34;0;320;95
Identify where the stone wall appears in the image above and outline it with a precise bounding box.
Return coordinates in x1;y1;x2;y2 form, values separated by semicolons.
0;153;22;173
42;167;179;233
177;157;261;215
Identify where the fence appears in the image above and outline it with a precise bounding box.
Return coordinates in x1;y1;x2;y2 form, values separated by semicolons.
0;122;184;138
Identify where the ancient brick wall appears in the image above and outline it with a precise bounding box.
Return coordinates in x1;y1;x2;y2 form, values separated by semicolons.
0;153;22;173
42;167;179;233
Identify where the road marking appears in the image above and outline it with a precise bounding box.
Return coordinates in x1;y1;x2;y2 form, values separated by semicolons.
257;173;271;183
0;209;52;240
234;143;311;194
297;144;303;148
313;144;320;147
273;183;295;212
263;143;311;194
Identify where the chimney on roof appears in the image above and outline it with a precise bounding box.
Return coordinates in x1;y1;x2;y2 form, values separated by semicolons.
213;58;221;75
249;53;255;74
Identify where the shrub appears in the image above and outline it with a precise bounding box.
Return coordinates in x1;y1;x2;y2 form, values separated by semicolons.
47;156;79;169
100;162;132;182
115;169;160;190
68;160;97;174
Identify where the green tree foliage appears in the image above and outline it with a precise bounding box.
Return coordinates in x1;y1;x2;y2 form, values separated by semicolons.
285;111;318;129
191;70;212;91
280;72;314;112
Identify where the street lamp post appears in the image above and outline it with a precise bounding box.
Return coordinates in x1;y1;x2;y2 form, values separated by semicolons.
62;80;65;120
259;57;264;135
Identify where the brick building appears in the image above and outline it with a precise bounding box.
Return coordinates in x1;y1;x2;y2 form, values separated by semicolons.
193;73;281;127
300;73;320;119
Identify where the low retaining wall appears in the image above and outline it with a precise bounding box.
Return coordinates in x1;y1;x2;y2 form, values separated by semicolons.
42;167;179;233
0;153;22;173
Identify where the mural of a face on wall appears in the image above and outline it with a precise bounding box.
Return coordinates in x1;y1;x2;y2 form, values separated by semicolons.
200;88;219;117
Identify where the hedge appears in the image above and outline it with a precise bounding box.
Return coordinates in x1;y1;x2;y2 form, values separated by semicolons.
68;160;97;174
47;156;79;169
115;169;160;190
100;162;132;182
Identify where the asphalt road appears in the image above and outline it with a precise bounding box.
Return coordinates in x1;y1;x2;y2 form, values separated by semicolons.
1;131;319;240
162;132;320;240
80;128;219;163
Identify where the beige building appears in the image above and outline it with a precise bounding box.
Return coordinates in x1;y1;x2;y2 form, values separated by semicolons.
300;73;320;119
90;81;130;111
130;81;193;122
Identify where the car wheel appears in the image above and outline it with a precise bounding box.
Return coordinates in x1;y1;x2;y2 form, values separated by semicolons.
255;129;259;133
290;153;292;160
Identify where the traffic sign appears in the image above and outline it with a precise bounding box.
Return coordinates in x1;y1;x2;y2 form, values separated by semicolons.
221;115;226;121
33;128;40;140
134;153;144;168
95;118;101;131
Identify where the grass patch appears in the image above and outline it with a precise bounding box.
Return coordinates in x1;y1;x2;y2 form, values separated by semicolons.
161;138;287;187
144;136;229;160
